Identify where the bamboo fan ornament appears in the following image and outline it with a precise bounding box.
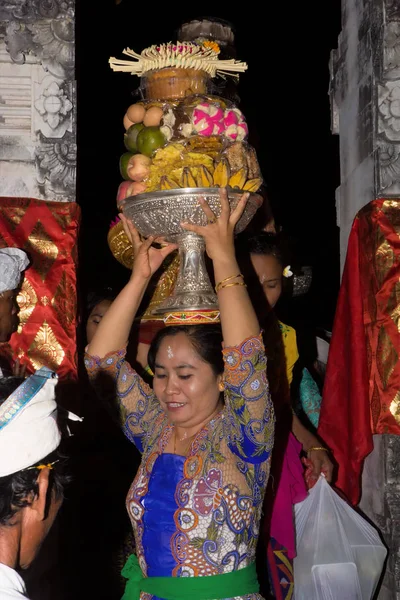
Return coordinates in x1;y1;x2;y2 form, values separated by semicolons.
109;41;248;79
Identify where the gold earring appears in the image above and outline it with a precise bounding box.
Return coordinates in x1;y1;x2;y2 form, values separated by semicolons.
218;381;224;392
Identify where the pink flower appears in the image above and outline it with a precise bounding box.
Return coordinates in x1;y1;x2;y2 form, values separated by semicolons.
109;216;121;229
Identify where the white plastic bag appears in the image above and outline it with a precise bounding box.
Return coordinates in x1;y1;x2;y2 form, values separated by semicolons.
293;476;387;600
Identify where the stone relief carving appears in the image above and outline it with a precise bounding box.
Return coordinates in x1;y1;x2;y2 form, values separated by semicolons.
36;131;76;196
377;14;400;195
0;0;75;202
378;82;400;142
34;75;73;136
385;0;400;22
329;39;347;137
2;1;74;72
331;0;400;197
382;20;400;79
329;93;339;135
29;14;74;79
377;141;400;193
360;434;400;597
0;1;74;24
4;21;35;64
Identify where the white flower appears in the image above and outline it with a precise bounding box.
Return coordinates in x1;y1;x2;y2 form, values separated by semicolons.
283;265;293;278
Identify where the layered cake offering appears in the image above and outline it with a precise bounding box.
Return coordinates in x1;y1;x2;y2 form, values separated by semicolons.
109;41;263;209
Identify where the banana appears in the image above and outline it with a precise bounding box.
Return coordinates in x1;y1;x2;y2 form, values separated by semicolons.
180;169;188;188
228;167;247;190
181;167;197;188
197;165;214;187
213;158;230;187
187;167;198;188
160;176;179;190
243;178;262;192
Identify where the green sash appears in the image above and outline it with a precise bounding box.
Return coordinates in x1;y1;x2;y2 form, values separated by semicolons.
122;554;259;600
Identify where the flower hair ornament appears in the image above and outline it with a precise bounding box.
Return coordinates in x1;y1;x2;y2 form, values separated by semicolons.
283;265;293;278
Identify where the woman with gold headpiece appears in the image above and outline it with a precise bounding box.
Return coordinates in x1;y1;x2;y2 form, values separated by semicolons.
85;189;274;600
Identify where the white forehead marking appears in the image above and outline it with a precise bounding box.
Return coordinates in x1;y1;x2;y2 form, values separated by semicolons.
167;345;174;359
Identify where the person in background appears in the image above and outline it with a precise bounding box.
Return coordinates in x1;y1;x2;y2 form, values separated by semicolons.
244;187;277;235
236;231;333;600
0;248;30;378
64;288;139;600
0;369;78;599
86;288;157;382
237;232;333;474
86;288;116;346
295;331;330;430
315;333;330;381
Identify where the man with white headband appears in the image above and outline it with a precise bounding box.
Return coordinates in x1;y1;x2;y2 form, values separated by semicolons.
0;367;81;599
0;248;29;343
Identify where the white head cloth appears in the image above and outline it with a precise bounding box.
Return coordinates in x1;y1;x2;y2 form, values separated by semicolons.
0;248;29;295
0;367;82;477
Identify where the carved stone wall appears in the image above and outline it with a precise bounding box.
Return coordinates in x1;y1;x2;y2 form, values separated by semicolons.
358;434;400;599
331;2;400;598
0;0;76;202
330;0;400;267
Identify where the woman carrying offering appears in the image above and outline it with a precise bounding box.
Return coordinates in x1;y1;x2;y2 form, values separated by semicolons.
85;189;274;600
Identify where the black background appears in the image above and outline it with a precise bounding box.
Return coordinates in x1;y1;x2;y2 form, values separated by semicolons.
75;1;342;330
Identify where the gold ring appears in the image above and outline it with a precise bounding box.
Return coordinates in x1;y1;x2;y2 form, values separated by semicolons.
208;218;217;225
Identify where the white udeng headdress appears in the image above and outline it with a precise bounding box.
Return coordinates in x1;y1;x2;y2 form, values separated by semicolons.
0;248;29;294
0;367;82;477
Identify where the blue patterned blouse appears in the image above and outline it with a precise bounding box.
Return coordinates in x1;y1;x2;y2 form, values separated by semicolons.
85;334;274;600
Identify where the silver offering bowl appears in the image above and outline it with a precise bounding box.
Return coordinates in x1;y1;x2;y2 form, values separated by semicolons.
123;187;262;316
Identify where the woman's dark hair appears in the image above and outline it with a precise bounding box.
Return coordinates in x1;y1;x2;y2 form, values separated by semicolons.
148;325;224;377
86;287;116;315
235;232;290;321
236;231;284;266
0;377;70;526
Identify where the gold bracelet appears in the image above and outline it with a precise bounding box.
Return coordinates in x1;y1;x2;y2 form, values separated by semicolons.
215;273;243;292
217;282;247;291
307;446;328;456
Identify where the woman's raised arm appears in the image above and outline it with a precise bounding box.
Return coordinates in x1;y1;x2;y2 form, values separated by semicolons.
182;188;260;347
87;215;177;359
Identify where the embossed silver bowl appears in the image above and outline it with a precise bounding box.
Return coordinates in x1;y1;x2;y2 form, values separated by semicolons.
123;188;262;315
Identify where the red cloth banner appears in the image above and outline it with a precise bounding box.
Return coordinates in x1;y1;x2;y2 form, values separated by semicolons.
0;198;80;380
318;199;400;505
